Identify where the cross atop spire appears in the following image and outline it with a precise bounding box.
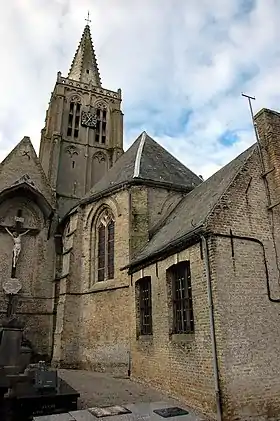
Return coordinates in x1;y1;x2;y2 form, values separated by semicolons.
85;11;91;25
67;22;101;86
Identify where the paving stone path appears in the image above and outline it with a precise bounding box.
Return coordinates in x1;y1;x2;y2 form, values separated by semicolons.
53;370;208;421
58;369;173;409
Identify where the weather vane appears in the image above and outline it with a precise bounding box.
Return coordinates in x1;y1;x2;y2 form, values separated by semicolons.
85;11;91;25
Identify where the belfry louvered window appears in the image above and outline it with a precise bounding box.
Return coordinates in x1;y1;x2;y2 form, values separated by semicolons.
95;106;107;144
167;261;194;334
97;209;115;282
67;100;81;138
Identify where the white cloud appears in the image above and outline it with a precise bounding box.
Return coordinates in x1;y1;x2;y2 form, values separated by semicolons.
0;0;280;180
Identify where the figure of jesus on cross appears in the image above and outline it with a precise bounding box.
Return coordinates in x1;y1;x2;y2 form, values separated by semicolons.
5;210;30;277
5;227;29;269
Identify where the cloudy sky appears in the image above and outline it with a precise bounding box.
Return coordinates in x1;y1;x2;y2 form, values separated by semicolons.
0;0;279;179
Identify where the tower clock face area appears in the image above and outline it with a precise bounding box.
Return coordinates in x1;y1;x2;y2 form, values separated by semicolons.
81;110;97;128
66;95;108;146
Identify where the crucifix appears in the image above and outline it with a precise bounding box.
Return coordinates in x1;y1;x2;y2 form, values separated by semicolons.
1;210;37;319
5;210;30;279
2;210;28;319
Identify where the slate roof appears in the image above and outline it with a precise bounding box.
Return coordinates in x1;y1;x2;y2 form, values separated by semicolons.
81;132;202;203
129;142;257;270
68;24;101;86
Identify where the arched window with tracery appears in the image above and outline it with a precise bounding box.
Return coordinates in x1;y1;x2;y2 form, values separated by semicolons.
96;209;115;282
95;102;107;145
67;96;81;139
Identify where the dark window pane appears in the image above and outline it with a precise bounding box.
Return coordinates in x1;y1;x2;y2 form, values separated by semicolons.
98;224;105;282
139;277;152;335
75;115;80;128
95;134;99;143
67;127;72;137
98;268;105;282
171;262;194;334
107;221;114;279
101;136;106;144
70;102;74;113
74;129;79;138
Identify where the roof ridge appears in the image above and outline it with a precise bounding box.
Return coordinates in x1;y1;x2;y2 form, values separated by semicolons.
133;131;146;178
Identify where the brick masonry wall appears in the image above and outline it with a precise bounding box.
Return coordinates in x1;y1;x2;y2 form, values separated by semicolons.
130;115;280;420
207;139;280;419
53;190;131;373
129;186;149;259
131;248;217;419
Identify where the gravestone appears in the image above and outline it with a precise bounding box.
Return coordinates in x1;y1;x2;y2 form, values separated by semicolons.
34;361;58;391
0;317;24;374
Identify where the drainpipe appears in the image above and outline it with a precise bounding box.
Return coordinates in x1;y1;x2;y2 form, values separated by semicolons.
201;235;222;421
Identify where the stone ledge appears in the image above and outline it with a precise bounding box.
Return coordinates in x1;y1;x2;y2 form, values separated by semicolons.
137;335;153;342
88;280;129;293
170;333;195;344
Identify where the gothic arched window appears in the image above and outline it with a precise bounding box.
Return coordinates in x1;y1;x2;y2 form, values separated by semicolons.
67;96;81;139
95;103;107;145
97;209;115;282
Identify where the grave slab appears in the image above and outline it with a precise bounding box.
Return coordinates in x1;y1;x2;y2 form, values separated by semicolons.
33;401;203;421
69;410;98;421
33;414;75;421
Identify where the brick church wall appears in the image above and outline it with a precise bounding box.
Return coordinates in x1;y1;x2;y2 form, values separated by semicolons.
205;112;280;421
129;111;280;421
53;190;131;374
130;246;217;419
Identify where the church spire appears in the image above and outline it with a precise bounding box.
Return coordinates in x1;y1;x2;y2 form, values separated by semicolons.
68;21;101;86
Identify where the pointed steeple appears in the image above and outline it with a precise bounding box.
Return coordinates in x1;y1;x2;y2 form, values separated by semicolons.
68;24;101;86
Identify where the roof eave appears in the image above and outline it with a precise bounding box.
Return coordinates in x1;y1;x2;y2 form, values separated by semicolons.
122;224;206;275
0;183;54;218
79;178;197;208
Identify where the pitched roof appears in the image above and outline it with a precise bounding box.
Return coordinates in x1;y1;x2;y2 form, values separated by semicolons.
0;136;55;207
0;175;53;218
68;24;101;86
81;132;202;203
129;143;257;269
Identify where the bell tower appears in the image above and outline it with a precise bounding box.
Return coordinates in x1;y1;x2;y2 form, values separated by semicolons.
39;22;124;217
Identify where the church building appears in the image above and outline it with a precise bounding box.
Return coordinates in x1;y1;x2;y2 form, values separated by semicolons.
1;23;280;421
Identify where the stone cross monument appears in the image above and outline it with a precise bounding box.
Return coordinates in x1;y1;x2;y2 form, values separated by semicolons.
1;210;36;318
4;210;31;278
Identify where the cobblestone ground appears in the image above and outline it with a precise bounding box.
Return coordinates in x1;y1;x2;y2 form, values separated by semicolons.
59;369;178;410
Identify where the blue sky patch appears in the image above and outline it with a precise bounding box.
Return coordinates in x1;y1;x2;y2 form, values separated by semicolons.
218;130;239;146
